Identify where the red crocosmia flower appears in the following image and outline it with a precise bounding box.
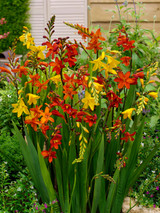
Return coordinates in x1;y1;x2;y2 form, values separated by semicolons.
63;85;77;100
47;92;63;107
49;57;65;74
12;66;28;77
120;56;131;66
26;74;40;86
64;57;77;67
41;148;56;163
0;67;12;75
114;71;133;89
121;132;136;143
84;114;97;127
133;72;144;79
40;107;54;124
40;124;49;136
52;109;66;121
117;33;128;46
61;104;72;114
122;40;135;51
64;44;78;67
106;91;118;101
94;75;105;85
35;80;49;93
63;74;76;88
86;28;105;53
45;41;59;59
106;91;122;109
76;111;88;122
68;108;78;119
76;76;88;89
50;134;62;149
30;105;43;117
25;117;40;131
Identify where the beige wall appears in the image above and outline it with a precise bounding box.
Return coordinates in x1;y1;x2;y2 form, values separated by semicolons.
88;0;160;34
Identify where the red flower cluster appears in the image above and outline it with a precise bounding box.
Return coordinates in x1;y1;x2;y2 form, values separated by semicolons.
106;91;122;109
117;32;135;51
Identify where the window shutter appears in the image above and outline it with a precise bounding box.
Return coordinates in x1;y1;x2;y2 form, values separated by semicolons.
30;0;88;45
29;0;47;46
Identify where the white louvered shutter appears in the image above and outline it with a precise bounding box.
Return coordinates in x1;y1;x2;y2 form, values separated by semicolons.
30;0;88;46
29;0;48;46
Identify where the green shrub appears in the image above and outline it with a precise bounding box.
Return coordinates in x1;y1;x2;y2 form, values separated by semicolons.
0;132;25;180
0;163;59;212
0;80;21;134
0;0;30;54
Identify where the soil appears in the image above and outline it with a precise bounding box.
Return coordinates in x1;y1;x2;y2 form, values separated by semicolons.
122;197;160;213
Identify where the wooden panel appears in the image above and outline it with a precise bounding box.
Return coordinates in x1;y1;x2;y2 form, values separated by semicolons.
92;22;160;33
90;0;160;3
90;3;160;22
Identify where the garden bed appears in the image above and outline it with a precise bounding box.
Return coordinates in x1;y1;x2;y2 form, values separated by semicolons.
122;197;160;213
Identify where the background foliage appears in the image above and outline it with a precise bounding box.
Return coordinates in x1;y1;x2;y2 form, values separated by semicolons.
0;0;30;54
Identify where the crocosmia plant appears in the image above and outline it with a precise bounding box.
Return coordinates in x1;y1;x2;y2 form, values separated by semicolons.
0;16;160;213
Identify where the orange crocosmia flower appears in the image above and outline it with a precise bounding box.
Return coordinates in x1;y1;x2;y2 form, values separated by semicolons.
45;41;59;59
30;105;43;118
50;133;62;149
40;107;54;124
123;40;135;51
84;114;97;127
114;71;133;89
63;85;77;100
25;117;40;131
0;67;12;75
40;124;50;136
86;28;105;53
133;72;144;79
121;132;136;143
38;62;48;67
52;109;66;121
26;74;40;86
12;66;28;78
63;73;76;88
41;148;56;163
120;56;131;66
49;57;65;75
35;80;49;93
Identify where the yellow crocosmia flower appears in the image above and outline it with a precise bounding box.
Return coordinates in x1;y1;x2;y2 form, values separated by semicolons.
30;46;46;59
151;73;157;76
18;90;23;95
93;82;104;93
12;99;30;117
140;79;144;88
76;122;80;128
19;34;25;43
50;75;61;85
144;97;149;104
148;80;155;84
148;92;158;99
136;92;140;96
106;55;120;67
121;108;136;120
103;63;117;79
23;26;28;31
26;33;35;49
25;111;35;120
106;50;121;55
82;91;96;111
19;32;35;49
90;51;105;71
26;93;40;105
